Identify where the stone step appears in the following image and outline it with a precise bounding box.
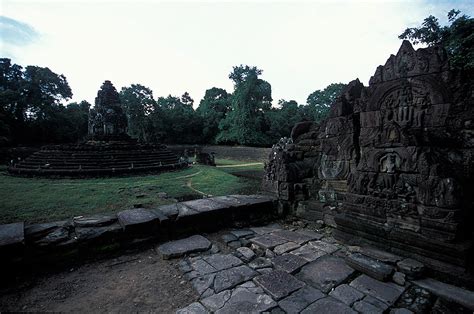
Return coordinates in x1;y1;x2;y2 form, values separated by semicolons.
345;253;394;281
413;278;474;311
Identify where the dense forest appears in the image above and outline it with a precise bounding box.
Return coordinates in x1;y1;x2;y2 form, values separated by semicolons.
0;60;344;147
1;10;471;147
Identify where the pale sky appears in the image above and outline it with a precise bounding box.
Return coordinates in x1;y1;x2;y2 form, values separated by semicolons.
1;0;473;107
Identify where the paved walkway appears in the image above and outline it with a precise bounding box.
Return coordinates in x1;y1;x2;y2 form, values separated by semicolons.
157;223;474;314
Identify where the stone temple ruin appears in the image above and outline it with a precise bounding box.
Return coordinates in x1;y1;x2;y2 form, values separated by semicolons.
8;80;186;176
263;41;474;282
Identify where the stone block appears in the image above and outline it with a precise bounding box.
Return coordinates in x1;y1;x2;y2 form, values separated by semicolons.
117;208;160;232
0;222;24;247
158;235;212;259
350;274;405;306
278;286;325;313
250;234;287;250
254;269;305;300
413;278;474;311
301;297;356;314
213;265;258;293
346;253;394;281
272;253;308;274
273;242;300;255
176;302;209;314
214;287;277;314
291;244;327;262
397;258;425;279
297;255;356;293
329;284;365;306
271;229;319;245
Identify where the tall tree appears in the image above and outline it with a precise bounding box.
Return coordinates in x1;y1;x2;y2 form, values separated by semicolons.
266;99;305;142
196;87;231;143
305;83;346;122
120;84;155;142
217;65;272;146
399;9;474;70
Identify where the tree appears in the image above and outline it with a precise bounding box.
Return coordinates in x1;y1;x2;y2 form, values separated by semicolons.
196;87;231;143
120;84;155;142
216;65;272;146
266;99;305;142
399;9;474;70
0;58;73;144
305;83;346;122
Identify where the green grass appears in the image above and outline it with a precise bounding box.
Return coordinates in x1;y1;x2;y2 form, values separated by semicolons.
0;160;263;224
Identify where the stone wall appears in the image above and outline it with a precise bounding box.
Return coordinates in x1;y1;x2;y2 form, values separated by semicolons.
263;41;474;279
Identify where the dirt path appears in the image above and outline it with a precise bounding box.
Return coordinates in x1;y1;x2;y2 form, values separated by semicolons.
0;248;197;312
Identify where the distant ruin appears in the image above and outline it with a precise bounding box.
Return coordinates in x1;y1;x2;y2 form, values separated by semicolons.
8;81;186;176
263;41;473;281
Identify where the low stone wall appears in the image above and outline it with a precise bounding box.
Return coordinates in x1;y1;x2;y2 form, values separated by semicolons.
0;195;277;272
168;145;272;162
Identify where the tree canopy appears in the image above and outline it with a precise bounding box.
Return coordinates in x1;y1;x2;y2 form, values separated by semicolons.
399;9;474;70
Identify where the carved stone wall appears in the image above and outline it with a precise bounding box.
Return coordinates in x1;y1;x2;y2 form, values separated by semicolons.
263;41;474;276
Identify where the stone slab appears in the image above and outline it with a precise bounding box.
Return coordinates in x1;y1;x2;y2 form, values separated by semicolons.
250;234;287;249
251;226;281;235
272;253;308;274
274;242;300;255
201;290;232;312
278;286;325;313
249;257;272;270
0;222;24;247
346;253;394;281
230;229;255;239
413;278;474;310
290;244;327;262
397;258;425;278
350;274;405;306
329;284;365;306
296;229;324;240
213;265;258;293
352;300;383;313
73;214;117;227
215;287;277;314
117;208;160;229
203;254;243;271
236;247;256;262
190;258;217;275
176;301;209;314
297;255;355;293
254;269;305;300
309;240;339;254
271;229;318;245
358;246;402;264
182;198;228;213
158;235;211;259
301;296;356;314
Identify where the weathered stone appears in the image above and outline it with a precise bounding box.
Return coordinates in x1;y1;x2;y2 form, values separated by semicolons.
254;269;305;300
301;297;356;314
221;234;237;243
350;275;405;306
291;244;327;262
278;286;325;313
250;226;280;235
358;246;402;264
248;257;272;270
390;308;414;314
215;287;277;314
397;258;425;279
182;198;228;214
190;258;217;275
117;208;160;230
352;300;383;314
230;229;255;239
346;253;394;281
271;229;318;245
265;249;275;258
296;229;324;240
176;301;209;314
73;214;117;227
236;247;256;262
191;274;216;296
329;284;365;306
274;242;300;255
158;235;212;259
0;222;24;247
362;295;390;311
227;240;241;249
201;290;232;312
272;253;308;274
250;234;287;249
297;255;355;293
203;254;243;271
392;272;406;286
213;265;258;293
74;223;122;242
309;240;339;254
413;278;474;311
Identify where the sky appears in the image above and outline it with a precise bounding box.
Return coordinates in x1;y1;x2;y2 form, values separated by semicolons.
1;0;473;107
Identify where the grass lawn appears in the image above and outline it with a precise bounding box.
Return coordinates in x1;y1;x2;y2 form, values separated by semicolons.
0;159;264;224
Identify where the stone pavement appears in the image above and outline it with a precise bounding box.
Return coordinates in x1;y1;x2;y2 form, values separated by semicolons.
157;223;474;313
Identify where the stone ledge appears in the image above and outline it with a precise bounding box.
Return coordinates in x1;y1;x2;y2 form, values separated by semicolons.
0;194;277;269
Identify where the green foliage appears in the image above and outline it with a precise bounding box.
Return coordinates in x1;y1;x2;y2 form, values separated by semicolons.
216;65;273;146
305;83;346;122
266;100;305;141
196;87;231;143
399;9;474;70
120;84;155;142
0;58;78;144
